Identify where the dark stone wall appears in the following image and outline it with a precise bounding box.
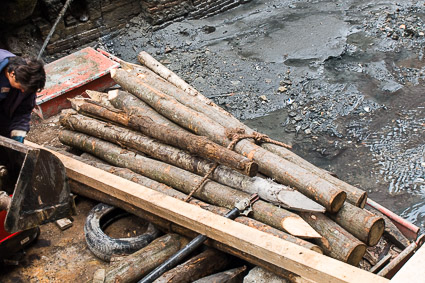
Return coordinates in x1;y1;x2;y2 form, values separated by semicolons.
189;0;251;19
141;0;251;25
30;0;251;54
35;0;143;54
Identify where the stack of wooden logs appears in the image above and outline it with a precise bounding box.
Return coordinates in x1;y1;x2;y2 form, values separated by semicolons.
58;51;387;280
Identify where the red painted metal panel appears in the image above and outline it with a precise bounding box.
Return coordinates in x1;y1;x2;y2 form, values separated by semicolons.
36;47;119;118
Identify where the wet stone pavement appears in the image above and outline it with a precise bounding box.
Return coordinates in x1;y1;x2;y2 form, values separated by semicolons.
105;0;425;227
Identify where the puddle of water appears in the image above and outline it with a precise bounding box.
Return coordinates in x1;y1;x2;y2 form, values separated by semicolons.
235;13;349;63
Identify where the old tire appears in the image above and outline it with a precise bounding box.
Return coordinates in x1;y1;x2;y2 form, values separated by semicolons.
84;203;160;262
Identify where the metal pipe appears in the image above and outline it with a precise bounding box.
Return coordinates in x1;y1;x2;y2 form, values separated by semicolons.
138;194;258;283
37;0;74;60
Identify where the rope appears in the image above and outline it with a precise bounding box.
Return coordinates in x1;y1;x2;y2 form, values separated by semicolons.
184;128;291;202
184;163;218;202
227;129;292;150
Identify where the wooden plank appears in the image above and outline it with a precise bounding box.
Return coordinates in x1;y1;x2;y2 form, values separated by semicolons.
390;244;425;282
26;141;389;283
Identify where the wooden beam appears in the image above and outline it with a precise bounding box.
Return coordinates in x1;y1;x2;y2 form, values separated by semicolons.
26;141;389;283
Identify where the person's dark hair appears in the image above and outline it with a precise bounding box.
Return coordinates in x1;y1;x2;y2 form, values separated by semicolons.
7;56;46;94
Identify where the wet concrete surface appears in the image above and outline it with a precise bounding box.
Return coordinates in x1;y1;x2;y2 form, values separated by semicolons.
106;0;425;227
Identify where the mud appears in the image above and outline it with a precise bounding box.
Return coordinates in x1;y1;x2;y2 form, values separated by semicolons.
104;0;425;227
0;198;152;282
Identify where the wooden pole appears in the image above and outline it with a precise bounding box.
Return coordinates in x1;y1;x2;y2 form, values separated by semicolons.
58;130;320;239
135;52;367;208
108;89;182;131
300;212;366;266
330;203;384;246
70;98;258;177
154;249;232;283
60;112;324;213
110;69;346;213
138;51;202;98
192;266;247;283
104;234;188;283
26;141;389;283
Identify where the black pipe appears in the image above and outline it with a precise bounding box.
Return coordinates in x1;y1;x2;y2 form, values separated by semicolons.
37;0;74;60
138;207;241;283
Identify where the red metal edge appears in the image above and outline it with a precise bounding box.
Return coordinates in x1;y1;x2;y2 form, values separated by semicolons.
34;47;120;119
96;48;122;63
36;74;116;118
367;199;420;241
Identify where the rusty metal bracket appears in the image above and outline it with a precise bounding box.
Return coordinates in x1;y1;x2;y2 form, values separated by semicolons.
377;234;425;278
0;136;73;233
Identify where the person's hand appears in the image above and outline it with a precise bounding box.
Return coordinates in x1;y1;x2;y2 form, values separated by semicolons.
10;130;27;143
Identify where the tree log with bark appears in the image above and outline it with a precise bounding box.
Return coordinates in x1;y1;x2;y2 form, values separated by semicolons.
60;112;324;212
110;69;346;213
135;52;367;208
59;130;320;239
330;202;384;246
103;234;188;283
300;212;366;266
192;266;247;283
70;98;257;177
153;249;232;283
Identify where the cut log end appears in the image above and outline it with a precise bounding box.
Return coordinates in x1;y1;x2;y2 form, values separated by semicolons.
110;68;117;77
368;218;385;246
108;89;119;100
346;244;367;266
86;90;106;101
138;51;149;64
329;191;347;213
281;216;321;239
353;192;368;208
246;162;258;177
68;97;87;111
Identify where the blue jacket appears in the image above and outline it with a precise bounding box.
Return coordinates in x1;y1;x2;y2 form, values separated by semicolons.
0;49;36;137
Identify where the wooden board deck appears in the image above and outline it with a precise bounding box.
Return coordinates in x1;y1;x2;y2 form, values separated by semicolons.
26;141;390;283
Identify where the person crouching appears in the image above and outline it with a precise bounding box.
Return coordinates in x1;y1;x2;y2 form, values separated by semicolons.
0;49;46;143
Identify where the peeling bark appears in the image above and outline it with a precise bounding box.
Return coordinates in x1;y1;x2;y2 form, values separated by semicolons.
300;212;366;266
60;113;323;212
134;54;367;208
110;69;346;213
70;98;258;177
59;130;320;239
